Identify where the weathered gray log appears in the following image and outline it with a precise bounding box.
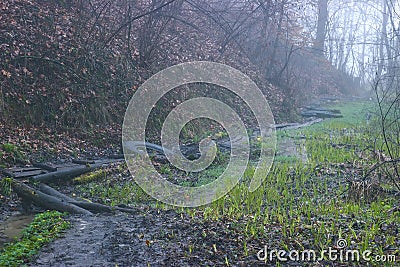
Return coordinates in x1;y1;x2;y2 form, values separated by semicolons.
36;183;137;214
32;162;58;172
12;180;92;215
72;159;96;165
13;169;46;178
68;201;114;213
11;179;137;215
272;123;300;129
109;154;124;159
1;168;15;178
268;119;323;131
278;118;324;130
95;158;125;164
122;141;175;156
32;163;104;183
38;183;76;202
69;201;138;214
304;106;341;114
301;110;343;118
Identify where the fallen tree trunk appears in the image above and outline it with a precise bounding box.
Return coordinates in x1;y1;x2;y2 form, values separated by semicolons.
109;154;124;159
6;158;137;216
0;168;15;178
301;110;343;118
271;118;323;130
37;184;117;213
37;183;119;213
72;159;96;165
38;183;76;202
68;201;114;213
66;200;137;214
32;163;104;183
281;118;323;130
32;159;125;183
20;181;138;215
67;201;133;214
303;106;341;114
31;162;58;172
272;123;300;129
11;180;93;215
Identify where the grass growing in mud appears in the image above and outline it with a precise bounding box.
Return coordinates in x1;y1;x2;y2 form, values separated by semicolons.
72;101;398;265
166;101;398;265
0;211;70;267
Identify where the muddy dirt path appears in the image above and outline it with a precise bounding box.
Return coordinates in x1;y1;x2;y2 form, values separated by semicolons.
27;124;317;266
30;208;262;267
31;210;194;266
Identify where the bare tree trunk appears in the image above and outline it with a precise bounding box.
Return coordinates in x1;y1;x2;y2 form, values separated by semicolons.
266;0;286;79
377;0;388;77
314;0;328;55
359;15;367;86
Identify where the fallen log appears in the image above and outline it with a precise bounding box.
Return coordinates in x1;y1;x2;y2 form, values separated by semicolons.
72;159;96;165
301;110;343;118
31;162;58;172
11;180;92;215
35;183;137;214
304;106;341;114
280;118;323;130
0;168;15;178
271;118;323;130
69;201;138;214
122;141;175;156
32;163;105;183
272;123;300;129
37;183;114;213
68;201;114;213
38;183;76;202
109;154;124;159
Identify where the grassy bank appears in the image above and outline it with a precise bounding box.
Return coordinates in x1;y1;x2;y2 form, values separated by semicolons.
0;211;70;267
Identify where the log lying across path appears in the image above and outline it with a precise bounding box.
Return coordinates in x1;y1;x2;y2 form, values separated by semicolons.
9;178;138;216
271;118;323;130
300;106;343;118
32;159;124;183
33;163;103;183
3;156;137;215
39;183;76;202
12;180;93;215
39;183;137;214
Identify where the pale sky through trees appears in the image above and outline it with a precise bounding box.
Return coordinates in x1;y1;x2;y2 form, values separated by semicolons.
314;0;400;83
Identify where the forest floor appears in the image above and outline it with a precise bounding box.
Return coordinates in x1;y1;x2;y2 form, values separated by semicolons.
1;99;399;266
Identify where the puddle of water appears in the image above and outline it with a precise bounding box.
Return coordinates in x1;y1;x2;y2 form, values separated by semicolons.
0;214;35;249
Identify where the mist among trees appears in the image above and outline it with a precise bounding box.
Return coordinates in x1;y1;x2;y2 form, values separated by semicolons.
0;1;399;266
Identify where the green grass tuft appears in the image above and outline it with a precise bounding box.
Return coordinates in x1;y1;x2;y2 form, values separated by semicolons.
0;211;70;267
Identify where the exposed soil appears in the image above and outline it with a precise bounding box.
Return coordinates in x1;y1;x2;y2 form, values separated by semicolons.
28;208;271;267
